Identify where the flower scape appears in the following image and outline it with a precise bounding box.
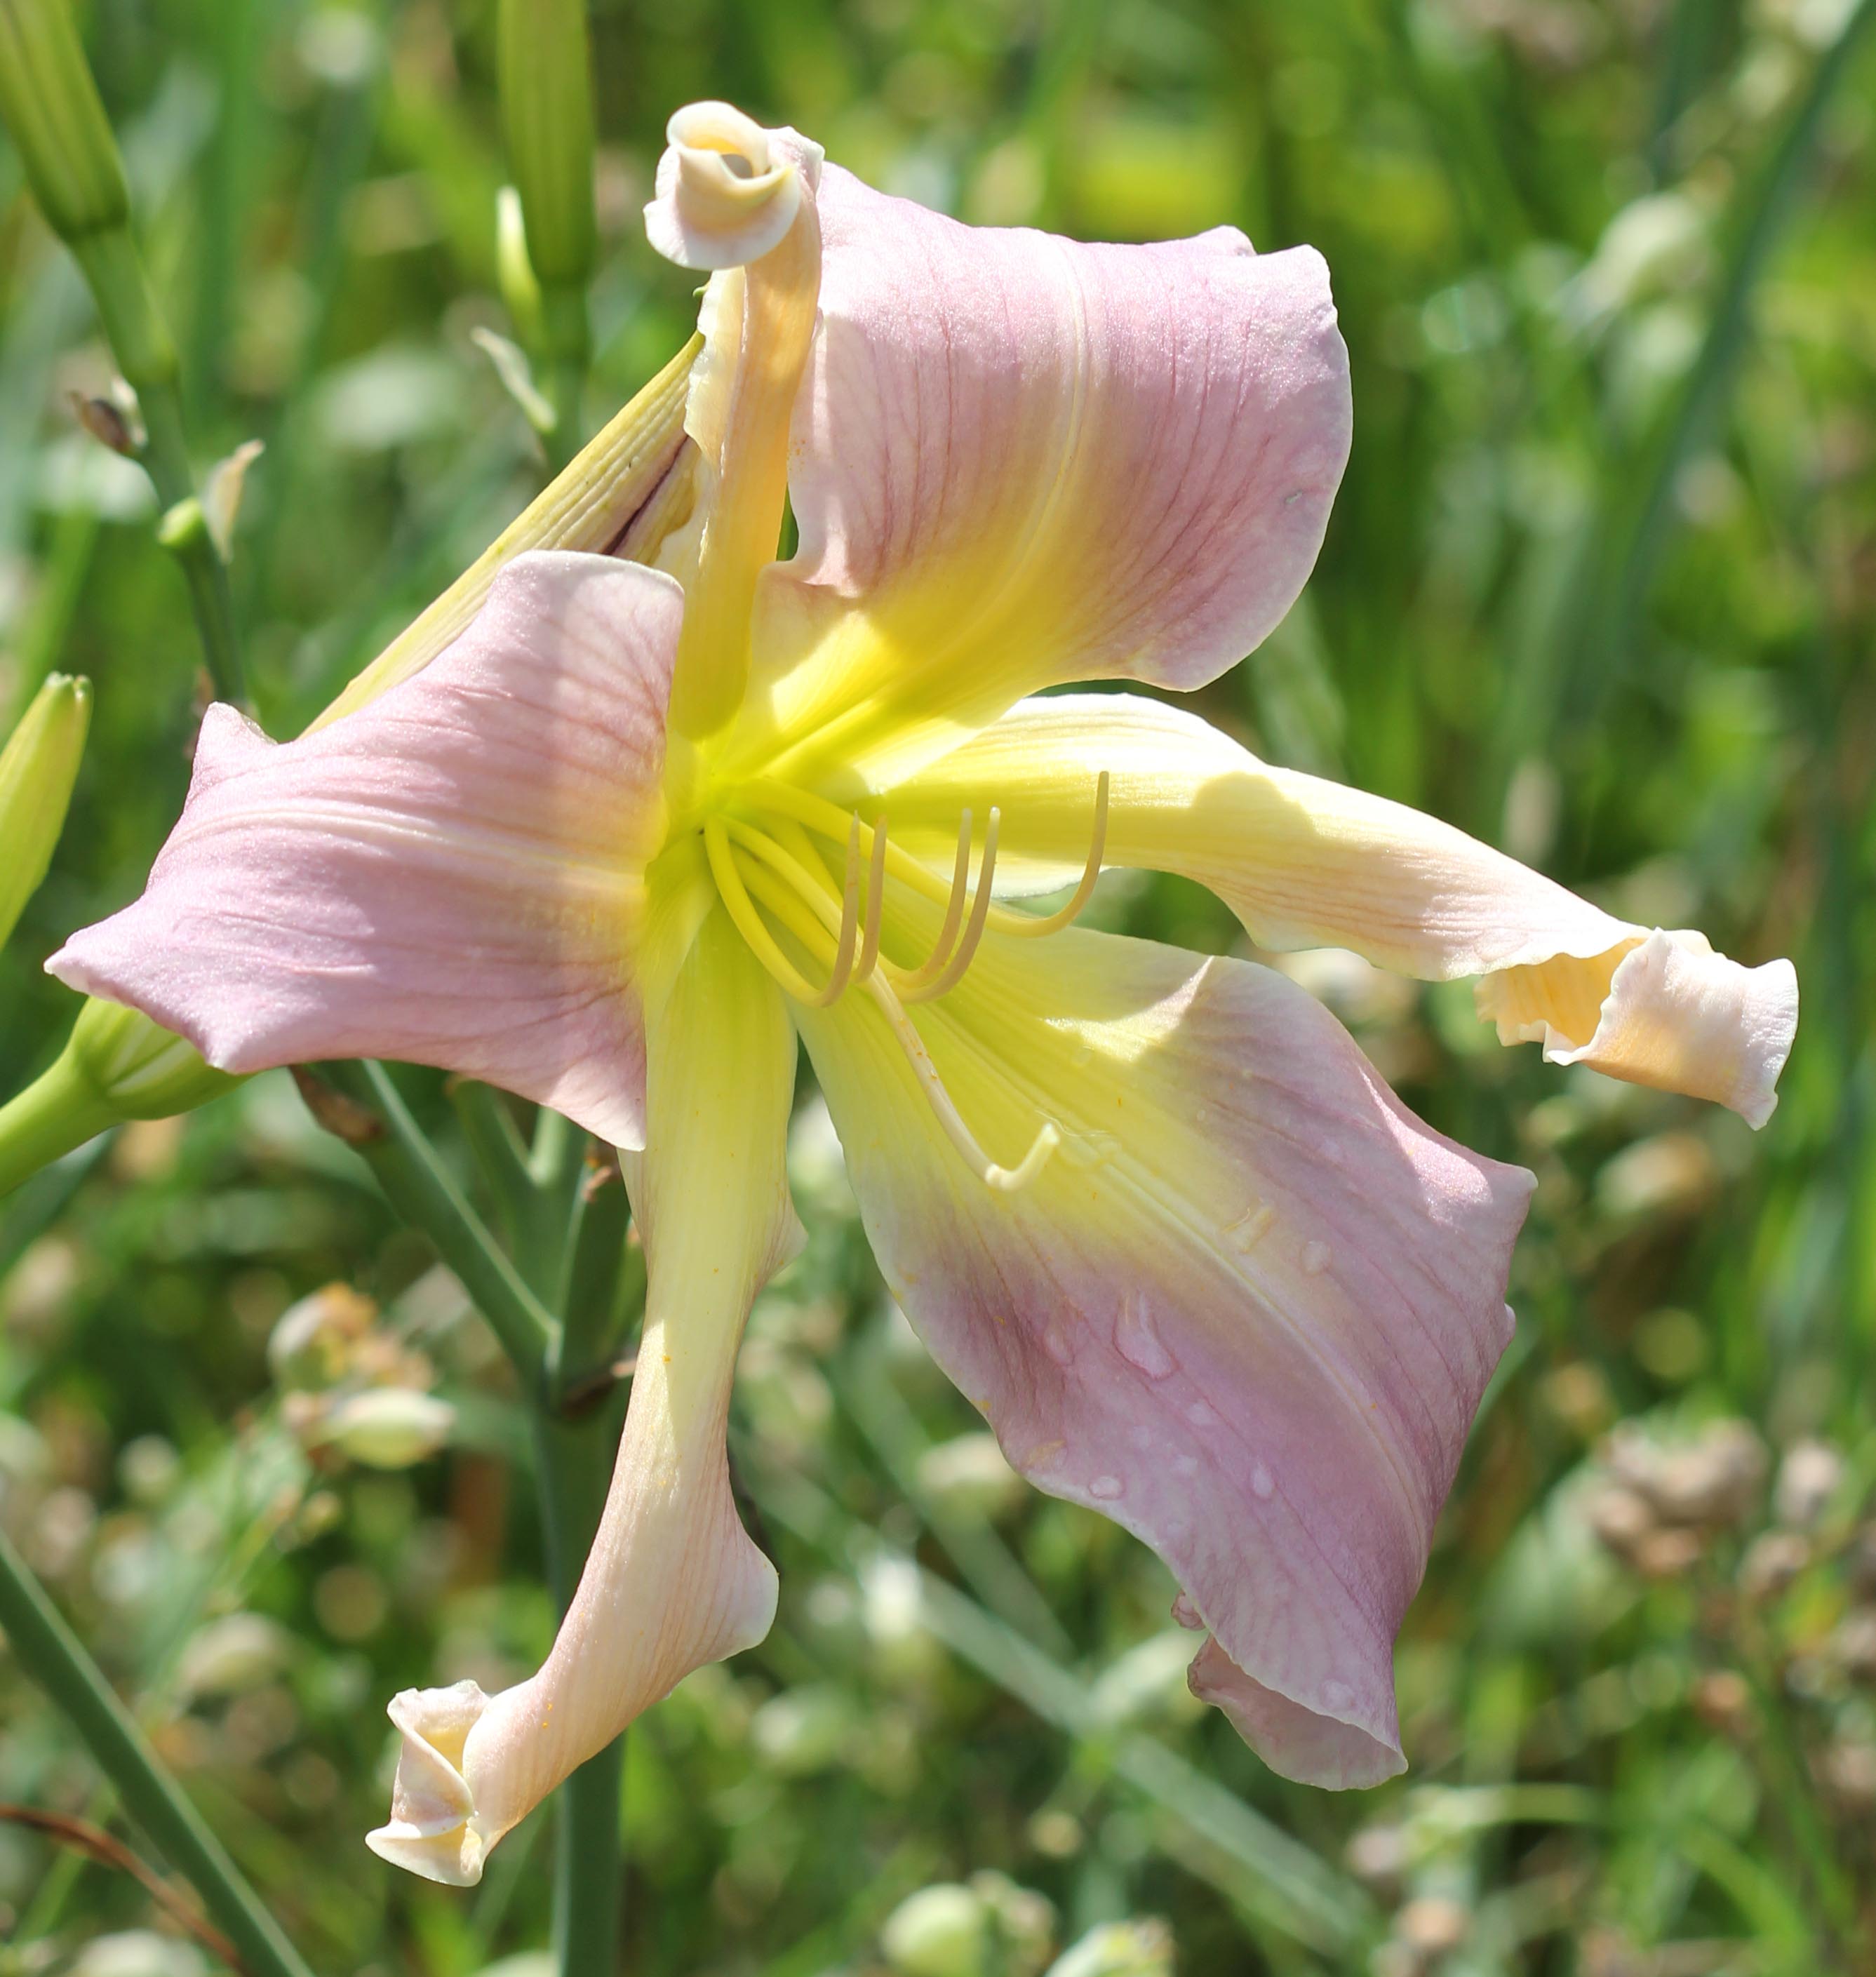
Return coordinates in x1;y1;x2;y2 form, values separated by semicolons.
46;102;1797;1884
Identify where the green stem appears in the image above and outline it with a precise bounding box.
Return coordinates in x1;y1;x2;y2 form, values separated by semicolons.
555;1155;632;1408
143;384;246;707
0;1529;317;1977
67;228;247;707
537;283;590;475
0;1047;115;1200
536;1405;629;1977
316;1060;556;1384
448;1079;535;1247
509;1101;630;1977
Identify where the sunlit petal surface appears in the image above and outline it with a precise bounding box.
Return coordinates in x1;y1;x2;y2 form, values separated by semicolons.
730;166;1351;791
883;694;1797;1125
797;916;1532;1785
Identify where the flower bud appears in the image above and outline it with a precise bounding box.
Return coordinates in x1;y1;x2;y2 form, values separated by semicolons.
67;997;241;1120
644;101;822;271
0;671;90;949
495;185;544;345
319;1388;455;1470
176;1612;293;1700
0;0;130;243
880;1885;992;1977
495;0;595;293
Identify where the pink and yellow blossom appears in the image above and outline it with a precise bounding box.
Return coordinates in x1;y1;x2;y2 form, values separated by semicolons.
48;100;1796;1880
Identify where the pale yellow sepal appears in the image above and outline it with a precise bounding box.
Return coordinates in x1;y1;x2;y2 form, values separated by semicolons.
880;693;1797;1126
315;333;701;729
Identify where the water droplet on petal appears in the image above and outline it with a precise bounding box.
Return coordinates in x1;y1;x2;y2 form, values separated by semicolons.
1114;1289;1176;1378
1225;1202;1275;1252
1043;1322;1073;1365
1186;1400;1217;1428
1062;1128;1122;1171
1301;1239;1332;1275
1089;1474;1123;1501
1071;1040;1093;1067
1194;1104;1210;1124
1171;1593;1205;1630
1250;1462;1275;1500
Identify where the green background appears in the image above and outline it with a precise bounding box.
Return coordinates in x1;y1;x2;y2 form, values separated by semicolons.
2;0;1873;1971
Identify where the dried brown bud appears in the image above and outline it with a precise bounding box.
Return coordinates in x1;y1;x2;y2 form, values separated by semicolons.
67;389;137;455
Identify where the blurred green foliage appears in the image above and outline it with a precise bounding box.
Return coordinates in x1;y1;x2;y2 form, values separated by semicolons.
2;0;1874;1973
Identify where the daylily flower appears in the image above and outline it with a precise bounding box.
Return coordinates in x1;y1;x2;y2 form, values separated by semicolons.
48;101;1797;1881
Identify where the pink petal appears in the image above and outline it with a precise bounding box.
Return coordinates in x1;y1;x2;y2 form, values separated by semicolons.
48;553;679;1147
737;169;1351;787
797;925;1532;1785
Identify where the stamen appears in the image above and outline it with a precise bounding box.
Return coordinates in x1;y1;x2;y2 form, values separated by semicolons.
704;819;823;1003
899;809;1001;1005
746;772;1110;942
724;838;1059;1195
709;815;869;1008
897;810;973;988
854;812;887;985
864;971;1059;1193
813;815;864;1008
996;771;1109;938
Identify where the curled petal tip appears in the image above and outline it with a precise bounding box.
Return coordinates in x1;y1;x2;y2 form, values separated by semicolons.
366;1680;492;1886
644;100;822;270
1188;1635;1407;1790
1478;928;1798;1129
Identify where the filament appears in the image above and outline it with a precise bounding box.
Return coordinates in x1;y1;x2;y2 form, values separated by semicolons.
746;773;1109;939
855;814;888;984
896;810;973;988
899;809;1001;1005
707;812;883;1011
862;970;1059;1193
721;828;1059;1195
996;771;1108;938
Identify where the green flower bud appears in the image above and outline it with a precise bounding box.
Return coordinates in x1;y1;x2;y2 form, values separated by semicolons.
495;185;544;347
880;1886;991;1977
0;671;89;950
0;0;130;243
67;998;242;1120
496;0;596;293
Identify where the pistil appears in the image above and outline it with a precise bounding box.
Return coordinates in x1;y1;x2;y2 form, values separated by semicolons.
650;106;824;744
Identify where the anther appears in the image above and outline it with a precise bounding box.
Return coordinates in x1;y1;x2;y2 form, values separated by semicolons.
901;808;1000;1005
